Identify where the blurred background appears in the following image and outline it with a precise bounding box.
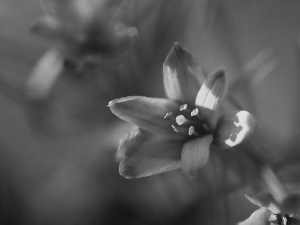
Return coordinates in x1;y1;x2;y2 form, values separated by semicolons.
1;0;300;224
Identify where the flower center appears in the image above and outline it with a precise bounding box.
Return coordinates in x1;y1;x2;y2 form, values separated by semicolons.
164;104;209;136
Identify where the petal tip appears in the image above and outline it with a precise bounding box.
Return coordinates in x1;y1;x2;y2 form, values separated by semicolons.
164;42;193;66
164;42;182;65
107;99;119;114
238;111;260;132
214;68;227;86
108;97;133;118
172;42;180;49
215;110;259;149
194;68;228;125
108;97;135;110
163;43;204;102
108;99;117;108
119;159;136;179
218;67;226;74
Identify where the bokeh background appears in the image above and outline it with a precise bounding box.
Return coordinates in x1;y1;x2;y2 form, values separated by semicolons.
1;0;300;224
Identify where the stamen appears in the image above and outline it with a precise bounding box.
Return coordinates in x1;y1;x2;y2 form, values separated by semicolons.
164;112;174;120
188;126;199;136
166;105;208;136
191;108;199;116
179;104;188;111
188;126;195;135
171;125;179;132
171;125;189;134
176;115;188;126
282;216;287;225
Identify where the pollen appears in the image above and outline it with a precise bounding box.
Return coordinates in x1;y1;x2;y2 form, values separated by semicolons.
179;104;188;111
165;104;208;136
191;108;199;116
188;126;195;135
176;115;188;125
188;126;200;136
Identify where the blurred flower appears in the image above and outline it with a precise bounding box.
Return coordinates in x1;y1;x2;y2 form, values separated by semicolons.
30;0;138;66
238;193;300;225
20;0;141;137
109;43;258;178
26;0;138;100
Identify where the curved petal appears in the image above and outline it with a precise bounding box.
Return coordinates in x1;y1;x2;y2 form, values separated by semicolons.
163;43;205;104
30;16;76;50
117;128;146;160
109;96;185;138
237;208;271;225
181;135;213;178
214;111;259;149
195;68;227;129
118;129;183;178
245;193;280;214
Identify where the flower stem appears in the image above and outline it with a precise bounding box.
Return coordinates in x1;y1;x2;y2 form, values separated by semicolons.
261;166;287;203
244;141;288;206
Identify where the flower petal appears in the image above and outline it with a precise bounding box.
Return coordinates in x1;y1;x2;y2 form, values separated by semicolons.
163;43;205;104
181;135;213;178
30;16;76;50
195;68;227;128
237;207;271;225
245;193;280;213
26;49;64;100
118;129;183;178
109;96;184;138
117;128;145;161
215;111;259;149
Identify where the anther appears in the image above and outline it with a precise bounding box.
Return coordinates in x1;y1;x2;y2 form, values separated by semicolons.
188;126;199;136
269;214;277;223
164;112;174;120
188;126;195;135
171;125;189;134
179;104;188;111
176;115;188;126
191;108;199;116
171;125;179;132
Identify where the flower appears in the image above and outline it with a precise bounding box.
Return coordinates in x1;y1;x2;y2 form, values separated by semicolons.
26;0;138;99
30;0;138;66
109;43;258;179
238;193;300;225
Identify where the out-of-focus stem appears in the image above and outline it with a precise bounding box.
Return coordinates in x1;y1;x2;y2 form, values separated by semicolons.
261;166;287;203
243;141;288;211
